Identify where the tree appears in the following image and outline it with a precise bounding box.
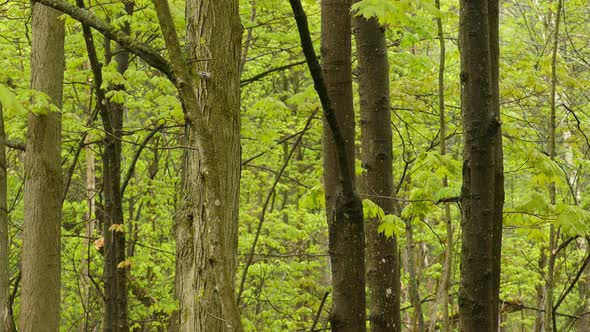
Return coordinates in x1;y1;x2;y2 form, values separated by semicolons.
353;8;400;331
0;104;15;331
100;4;133;330
458;0;503;330
19;2;65;330
152;0;243;330
289;0;366;330
30;0;244;329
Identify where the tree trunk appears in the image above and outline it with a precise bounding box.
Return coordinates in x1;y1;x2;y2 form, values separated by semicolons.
0;105;15;331
20;3;64;330
430;1;453;329
102;5;132;329
156;0;243;330
406;219;424;332
544;1;563;331
354;11;400;332
488;0;504;330
321;0;366;330
458;0;503;330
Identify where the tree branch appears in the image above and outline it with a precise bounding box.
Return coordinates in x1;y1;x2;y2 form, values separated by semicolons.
120;124;164;196
32;0;175;82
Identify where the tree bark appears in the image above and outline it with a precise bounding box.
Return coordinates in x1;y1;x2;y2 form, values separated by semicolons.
353;11;400;332
0;105;15;331
288;0;366;330
488;0;504;330
544;1;563;331
405;219;424;332
430;1;453;329
101;4;133;330
458;0;503;330
152;0;244;330
321;0;366;330
20;3;64;330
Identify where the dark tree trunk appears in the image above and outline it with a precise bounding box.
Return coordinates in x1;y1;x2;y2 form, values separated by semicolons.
489;0;505;330
20;3;64;330
353;11;400;332
0;105;15;331
458;0;503;330
101;4;133;331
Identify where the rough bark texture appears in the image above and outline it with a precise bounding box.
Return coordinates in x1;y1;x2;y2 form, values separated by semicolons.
102;17;132;330
20;3;64;330
354;12;400;332
458;0;503;330
154;0;243;330
321;0;366;330
0;105;15;331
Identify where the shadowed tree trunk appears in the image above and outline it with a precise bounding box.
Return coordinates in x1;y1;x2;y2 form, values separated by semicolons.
489;0;504;330
20;3;64;330
0;105;15;331
353;9;400;332
458;0;503;330
101;4;133;330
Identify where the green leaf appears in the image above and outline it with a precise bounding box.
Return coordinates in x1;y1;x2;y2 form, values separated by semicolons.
377;214;405;238
363;199;385;219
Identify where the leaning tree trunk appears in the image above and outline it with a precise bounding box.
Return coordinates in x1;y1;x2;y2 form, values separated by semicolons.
458;0;503;330
153;0;244;330
0;105;15;331
353;10;400;332
20;3;64;331
321;0;366;330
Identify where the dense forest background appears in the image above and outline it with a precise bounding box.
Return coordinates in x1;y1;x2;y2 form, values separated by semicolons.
1;0;590;331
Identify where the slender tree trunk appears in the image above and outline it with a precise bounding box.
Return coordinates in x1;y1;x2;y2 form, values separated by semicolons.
20;3;64;330
353;10;400;332
489;0;504;330
406;219;424;332
0;105;15;331
101;4;132;328
430;1;453;329
321;0;366;330
154;0;243;330
544;2;563;331
458;0;503;330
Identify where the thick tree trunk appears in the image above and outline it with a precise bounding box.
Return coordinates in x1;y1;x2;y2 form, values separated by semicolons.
0;105;15;331
458;0;503;330
321;0;366;330
102;6;132;329
354;12;400;332
159;0;243;330
20;3;64;330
